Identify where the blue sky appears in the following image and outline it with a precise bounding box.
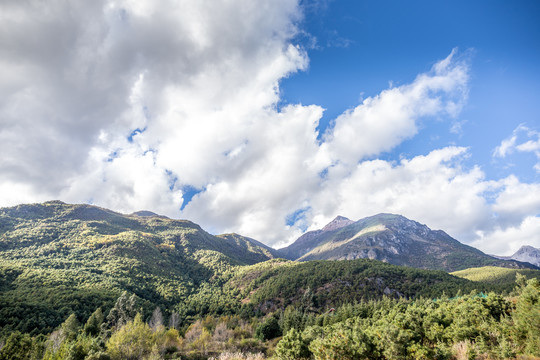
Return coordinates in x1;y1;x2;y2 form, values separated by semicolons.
1;0;539;254
283;0;540;182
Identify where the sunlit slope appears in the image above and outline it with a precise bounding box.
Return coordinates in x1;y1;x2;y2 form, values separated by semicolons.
451;266;540;284
0;201;278;335
281;213;538;272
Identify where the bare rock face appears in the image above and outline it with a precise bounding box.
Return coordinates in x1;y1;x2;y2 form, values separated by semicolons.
280;213;538;272
508;245;540;267
321;216;355;232
277;216;353;260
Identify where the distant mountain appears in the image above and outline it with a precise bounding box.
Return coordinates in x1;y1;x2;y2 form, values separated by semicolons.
216;233;282;262
495;245;540;267
280;213;536;272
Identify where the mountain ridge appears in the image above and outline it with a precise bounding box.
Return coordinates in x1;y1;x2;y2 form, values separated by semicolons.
280;213;537;272
494;245;540;267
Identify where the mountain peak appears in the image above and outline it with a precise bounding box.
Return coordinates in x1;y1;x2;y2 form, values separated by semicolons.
321;215;354;232
515;245;539;253
510;245;540;267
280;212;537;271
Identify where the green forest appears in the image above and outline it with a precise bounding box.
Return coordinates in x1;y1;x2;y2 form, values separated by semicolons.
1;202;539;359
1;277;539;359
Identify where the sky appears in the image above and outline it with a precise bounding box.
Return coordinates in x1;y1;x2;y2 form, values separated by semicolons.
1;0;539;255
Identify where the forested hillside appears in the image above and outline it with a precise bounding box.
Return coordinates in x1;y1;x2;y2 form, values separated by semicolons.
0;201;277;336
452;266;540;286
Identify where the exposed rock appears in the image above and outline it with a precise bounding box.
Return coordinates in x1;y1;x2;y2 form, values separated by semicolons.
281;213;538;272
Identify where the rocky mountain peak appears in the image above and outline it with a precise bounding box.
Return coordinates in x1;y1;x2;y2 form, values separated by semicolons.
515;245;539;254
510;245;540;267
321;215;354;232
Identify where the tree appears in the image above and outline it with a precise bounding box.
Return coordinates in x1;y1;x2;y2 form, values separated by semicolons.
275;328;310;360
84;308;104;336
62;314;80;341
102;292;137;336
0;331;33;360
106;313;152;360
168;311;180;330
255;316;281;341
148;307;163;332
309;322;376;360
514;277;540;356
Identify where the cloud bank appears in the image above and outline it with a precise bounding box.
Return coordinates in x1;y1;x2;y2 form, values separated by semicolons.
1;0;538;255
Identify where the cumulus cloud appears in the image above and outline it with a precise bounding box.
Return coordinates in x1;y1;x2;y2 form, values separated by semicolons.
1;0;539;255
472;216;540;256
308;147;493;241
323;48;468;166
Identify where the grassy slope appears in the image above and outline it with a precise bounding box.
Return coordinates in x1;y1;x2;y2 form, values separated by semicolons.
451;266;540;284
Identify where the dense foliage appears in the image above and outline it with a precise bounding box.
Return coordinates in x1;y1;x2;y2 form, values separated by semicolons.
1;278;539;359
0;201;277;337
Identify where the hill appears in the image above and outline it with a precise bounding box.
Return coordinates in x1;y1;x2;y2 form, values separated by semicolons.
176;258;514;321
451;266;540;286
280;213;536;272
223;259;489;313
0;201;278;335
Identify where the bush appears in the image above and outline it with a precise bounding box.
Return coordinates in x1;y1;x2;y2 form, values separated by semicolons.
255;317;281;341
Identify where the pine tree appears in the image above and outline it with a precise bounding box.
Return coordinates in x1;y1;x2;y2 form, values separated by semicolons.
84;308;104;336
101;292;137;335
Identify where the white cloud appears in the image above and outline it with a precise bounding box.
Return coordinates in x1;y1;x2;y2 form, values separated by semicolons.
1;1;539;256
472;216;540;256
0;0;307;208
323;48;469;166
493;124;540;172
492;175;540;226
308;147;494;242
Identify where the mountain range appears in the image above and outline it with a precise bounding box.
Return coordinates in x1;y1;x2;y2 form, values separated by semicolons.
280;213;536;271
0;201;538;336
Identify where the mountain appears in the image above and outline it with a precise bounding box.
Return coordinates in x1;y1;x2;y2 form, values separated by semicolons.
216;233;282;261
495;245;540;267
0;201;278;335
279;215;354;260
1;201;536;337
280;213;536;272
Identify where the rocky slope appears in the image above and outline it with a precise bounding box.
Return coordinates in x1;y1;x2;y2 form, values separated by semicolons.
496;245;540;267
280;213;537;272
278;215;354;260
